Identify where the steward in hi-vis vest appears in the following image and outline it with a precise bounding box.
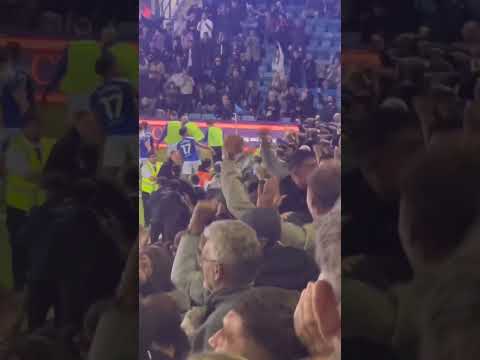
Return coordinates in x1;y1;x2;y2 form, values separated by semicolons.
141;152;162;227
207;122;224;162
5;112;55;290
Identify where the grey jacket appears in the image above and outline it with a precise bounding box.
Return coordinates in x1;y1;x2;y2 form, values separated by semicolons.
170;223;303;353
171;232;207;307
260;141;289;180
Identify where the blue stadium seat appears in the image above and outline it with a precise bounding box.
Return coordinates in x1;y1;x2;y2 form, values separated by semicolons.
240;115;255;121
188;113;203;120
203;114;218;120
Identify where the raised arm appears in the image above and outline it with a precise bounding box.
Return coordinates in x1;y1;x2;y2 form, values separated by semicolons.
259;133;289;179
220;135;256;219
171;200;218;306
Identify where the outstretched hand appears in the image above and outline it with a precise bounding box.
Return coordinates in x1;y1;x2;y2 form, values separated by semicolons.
256;176;286;209
294;280;340;358
223;135;244;160
188;199;219;236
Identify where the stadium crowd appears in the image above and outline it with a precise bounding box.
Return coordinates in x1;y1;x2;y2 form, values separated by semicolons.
139;126;341;359
139;0;340;122
342;2;480;360
138;2;341;358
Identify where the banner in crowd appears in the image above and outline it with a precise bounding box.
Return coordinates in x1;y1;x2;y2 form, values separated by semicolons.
142;119;299;148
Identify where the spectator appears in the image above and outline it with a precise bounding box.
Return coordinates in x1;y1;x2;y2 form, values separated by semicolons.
227;68;245;106
197;158;213;189
244;81;261;115
264;91;281;121
297;89;316;118
283;85;300;118
197;12;214;41
304;53;318;89
169;69;195;115
191;174;206;201
214;32;231;61
218;95;234;120
245;30;262;64
208;290;307;360
289;50;303;87
211;57;227;89
171;215;262;352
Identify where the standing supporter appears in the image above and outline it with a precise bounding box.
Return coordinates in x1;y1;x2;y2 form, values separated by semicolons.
139;121;154;165
5;98;55;291
304;53;318;89
244;81;261;115
44;111;102;180
191;174;206;201
272;42;286;82
177;127;213;179
239;207;319;290
197;158;213;189
158;150;183;179
206;122;224;163
217;95;234;120
261;142;318;220
245;30;261;65
289;50;304;88
141;152;162;227
171;213;262;352
206;162;222;191
264;91;281;121
90;52;138;176
149;177;194;245
221;135;340;256
197;12;214;41
227;68;245;107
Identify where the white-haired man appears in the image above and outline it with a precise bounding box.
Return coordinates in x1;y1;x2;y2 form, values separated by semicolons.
171;202;263;352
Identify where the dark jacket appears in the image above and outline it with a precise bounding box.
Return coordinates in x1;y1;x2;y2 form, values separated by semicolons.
44;129;100;180
256;245;319;290
158;159;181;179
279;176;311;222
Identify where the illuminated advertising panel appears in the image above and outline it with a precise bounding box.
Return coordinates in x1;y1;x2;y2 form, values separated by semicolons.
141;119;299;149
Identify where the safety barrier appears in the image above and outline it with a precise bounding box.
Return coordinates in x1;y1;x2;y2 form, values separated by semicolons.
141;118;299;148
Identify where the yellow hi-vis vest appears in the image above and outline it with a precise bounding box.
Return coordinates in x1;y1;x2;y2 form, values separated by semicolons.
186;122;205;142
110;42;139;90
5;135;55;212
141;161;162;194
60;40;102;95
208;126;224;147
164;121;182;145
